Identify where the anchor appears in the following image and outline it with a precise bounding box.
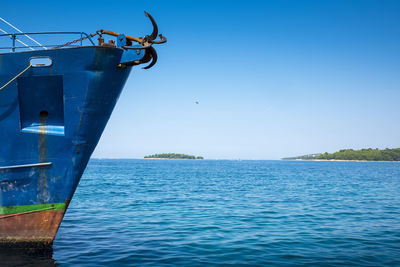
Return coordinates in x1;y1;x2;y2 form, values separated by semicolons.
99;11;167;69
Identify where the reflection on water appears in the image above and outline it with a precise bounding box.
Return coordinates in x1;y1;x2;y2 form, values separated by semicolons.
0;245;56;266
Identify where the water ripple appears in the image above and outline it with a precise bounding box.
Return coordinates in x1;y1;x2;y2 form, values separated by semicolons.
46;160;400;266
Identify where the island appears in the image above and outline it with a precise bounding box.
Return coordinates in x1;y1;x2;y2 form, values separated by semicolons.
282;148;400;162
144;153;204;159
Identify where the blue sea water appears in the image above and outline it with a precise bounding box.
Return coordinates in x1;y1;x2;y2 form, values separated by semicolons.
9;160;400;266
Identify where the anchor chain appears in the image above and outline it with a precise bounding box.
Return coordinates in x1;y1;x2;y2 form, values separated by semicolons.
55;32;100;49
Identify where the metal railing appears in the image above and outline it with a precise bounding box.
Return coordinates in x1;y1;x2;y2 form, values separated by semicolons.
0;32;96;52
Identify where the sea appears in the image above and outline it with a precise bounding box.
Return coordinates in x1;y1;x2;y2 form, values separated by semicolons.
2;159;400;266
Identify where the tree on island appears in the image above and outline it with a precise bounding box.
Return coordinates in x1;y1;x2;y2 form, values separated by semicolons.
283;148;400;161
144;153;204;159
316;148;400;161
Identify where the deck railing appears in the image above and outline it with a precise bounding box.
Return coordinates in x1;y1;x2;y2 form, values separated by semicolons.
0;32;96;52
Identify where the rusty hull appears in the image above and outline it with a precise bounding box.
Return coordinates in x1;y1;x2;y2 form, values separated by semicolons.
0;209;65;244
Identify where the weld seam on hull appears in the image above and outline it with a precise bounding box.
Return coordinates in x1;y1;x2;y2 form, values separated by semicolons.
0;207;61;219
0;203;66;215
0;162;52;170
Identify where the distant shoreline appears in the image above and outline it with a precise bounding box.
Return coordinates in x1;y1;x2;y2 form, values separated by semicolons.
144;153;204;160
286;159;400;163
283;148;400;162
143;158;202;160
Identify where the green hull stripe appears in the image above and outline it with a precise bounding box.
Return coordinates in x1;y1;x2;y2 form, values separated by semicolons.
0;203;66;215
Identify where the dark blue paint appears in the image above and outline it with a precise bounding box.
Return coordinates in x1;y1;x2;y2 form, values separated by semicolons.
18;75;64;133
0;44;143;208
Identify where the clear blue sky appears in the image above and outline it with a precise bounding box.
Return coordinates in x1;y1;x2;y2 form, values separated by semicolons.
2;0;400;159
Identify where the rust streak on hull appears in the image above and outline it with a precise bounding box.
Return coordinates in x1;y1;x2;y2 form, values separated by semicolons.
38;110;49;203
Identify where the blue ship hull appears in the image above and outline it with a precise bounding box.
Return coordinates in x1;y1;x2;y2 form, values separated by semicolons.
0;12;165;245
0;46;134;244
